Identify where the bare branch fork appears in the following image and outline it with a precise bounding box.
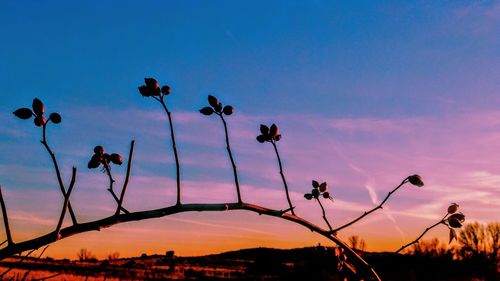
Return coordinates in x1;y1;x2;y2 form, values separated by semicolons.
332;177;413;233
41;122;78;225
396;204;465;253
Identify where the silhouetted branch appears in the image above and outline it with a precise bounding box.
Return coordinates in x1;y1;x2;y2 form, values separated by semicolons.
0;185;13;245
0;240;7;248
271;141;295;215
0;202;380;280
316;198;333;232
333;177;409;233
20;245;49;281
219;114;243;204
396;213;448;253
0;248;36;278
55;168;77;235
158;96;182;205
41;123;77;225
115;140;135;216
103;162;129;214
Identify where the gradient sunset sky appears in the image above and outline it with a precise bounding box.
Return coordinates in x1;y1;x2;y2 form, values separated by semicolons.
0;1;499;259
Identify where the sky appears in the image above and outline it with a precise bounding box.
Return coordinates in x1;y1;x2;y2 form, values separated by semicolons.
0;1;499;259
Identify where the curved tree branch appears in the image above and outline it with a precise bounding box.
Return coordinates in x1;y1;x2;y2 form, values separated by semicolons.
395;213;448;253
103;162;129;214
41;123;77;225
271;141;295;215
333;178;409;233
316;198;333;232
0;202;380;280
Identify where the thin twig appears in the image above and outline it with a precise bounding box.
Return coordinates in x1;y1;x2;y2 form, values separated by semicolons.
0;248;36;277
317;198;333;231
41;123;77;225
0;185;13;245
159;98;182;205
333;178;409;233
219;114;242;204
103;163;129;214
395;213;448;253
0;240;7;248
0;202;380;280
115;140;135;216
55;168;77;235
271;141;295;215
20;245;49;281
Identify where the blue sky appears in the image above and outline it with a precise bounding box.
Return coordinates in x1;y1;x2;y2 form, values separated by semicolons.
0;1;499;258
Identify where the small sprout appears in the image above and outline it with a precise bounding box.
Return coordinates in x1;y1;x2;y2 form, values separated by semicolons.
110;154;123;165
223;105;234;115
306;180;333;201
88;146;122;169
13;108;33;119
449;228;457;244
447;203;459;214
269;124;279;137
408;174;424;187
138;78;161;97
200;107;214;116
208;95;220;108
34;116;46;127
88;154;101;169
311;188;320;198
447;213;465;228
260;125;269;135
256;124;282;143
213;103;223;113
49;113;62;124
256;135;267;143
32;98;45;116
161;85;171;95
200;95;232;116
304;193;313;200
312;180;319;189
102;153;110;164
94;146;104;154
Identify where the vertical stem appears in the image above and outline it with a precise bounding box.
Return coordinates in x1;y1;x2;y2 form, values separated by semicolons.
219;114;242;204
116;140;135;216
0;186;13;245
159;99;181;205
271;142;295;215
104;163;128;214
41;124;78;225
317;198;333;231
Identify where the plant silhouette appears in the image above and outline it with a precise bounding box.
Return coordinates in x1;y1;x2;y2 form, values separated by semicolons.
0;78;467;281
